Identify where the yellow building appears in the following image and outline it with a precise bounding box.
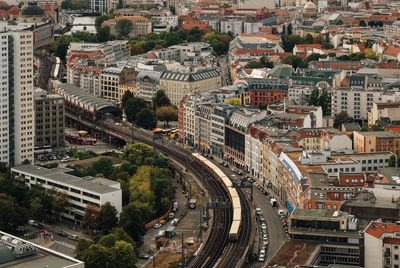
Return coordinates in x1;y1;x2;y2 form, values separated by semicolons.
353;131;400;154
100;67;136;103
118;82;137;101
159;69;221;106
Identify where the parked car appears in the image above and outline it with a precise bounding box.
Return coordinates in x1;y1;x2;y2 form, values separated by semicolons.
57;231;67;237
255;208;262;215
278;209;285;216
138;254;150;260
68;235;79;241
41;229;49;236
154;223;162;229
258;255;265;262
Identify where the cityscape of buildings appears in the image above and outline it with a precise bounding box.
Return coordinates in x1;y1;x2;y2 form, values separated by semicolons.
4;0;400;266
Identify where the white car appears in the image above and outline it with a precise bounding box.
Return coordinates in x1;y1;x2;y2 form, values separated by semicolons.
256;208;262;215
154;223;162;229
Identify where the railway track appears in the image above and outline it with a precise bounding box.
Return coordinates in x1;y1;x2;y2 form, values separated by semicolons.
66;113;252;267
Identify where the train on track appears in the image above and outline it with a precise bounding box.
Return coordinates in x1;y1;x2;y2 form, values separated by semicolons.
192;152;241;241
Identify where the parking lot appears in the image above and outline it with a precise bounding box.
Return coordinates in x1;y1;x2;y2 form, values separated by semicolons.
22;220;89;257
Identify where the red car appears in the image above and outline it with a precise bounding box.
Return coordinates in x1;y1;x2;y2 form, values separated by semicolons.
41;229;49;236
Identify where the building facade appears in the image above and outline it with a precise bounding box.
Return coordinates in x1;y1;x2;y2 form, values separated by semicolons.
159;69;221;106
100;67;136;103
34;89;64;149
11;165;122;224
0;23;34;165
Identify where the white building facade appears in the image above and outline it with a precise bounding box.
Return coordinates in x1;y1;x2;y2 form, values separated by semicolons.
12;165;122;223
0;22;34;165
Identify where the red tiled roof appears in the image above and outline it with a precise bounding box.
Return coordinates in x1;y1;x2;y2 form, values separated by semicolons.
366;222;400;238
145;52;156;58
258;26;273;33
383;237;400;245
182;21;210;31
9;5;19;14
384;46;400;56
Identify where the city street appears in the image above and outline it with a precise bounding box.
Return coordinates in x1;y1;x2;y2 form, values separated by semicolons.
218;55;232;87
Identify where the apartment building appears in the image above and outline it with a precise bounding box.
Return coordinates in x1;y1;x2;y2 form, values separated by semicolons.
287;128;352;151
245;125;268;179
289;209;364;267
195;104;213;152
0;22;34;165
100;67;136;103
354;131;400;154
331;88;399;120
237;79;289;106
368;102;400;126
364;222;400;268
102;16;152;38
210;105;239;158
68;41;130;66
224;109;267;169
34;89;64;149
11;165;122;223
159;69;221;106
136;71;162;103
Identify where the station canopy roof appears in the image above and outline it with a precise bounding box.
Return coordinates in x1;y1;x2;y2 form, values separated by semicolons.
57;83;120;113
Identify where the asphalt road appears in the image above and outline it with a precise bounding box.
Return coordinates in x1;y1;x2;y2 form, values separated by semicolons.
218;55;232;87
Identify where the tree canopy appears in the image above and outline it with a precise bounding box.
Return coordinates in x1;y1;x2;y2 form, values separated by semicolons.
156;106;178;127
152;90;171;110
136;108;157;129
334;112;355;128
115;19;133;38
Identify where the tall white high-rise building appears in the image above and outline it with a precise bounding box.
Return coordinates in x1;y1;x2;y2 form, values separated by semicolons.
0;21;34;165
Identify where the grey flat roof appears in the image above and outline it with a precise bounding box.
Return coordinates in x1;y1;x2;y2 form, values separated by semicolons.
12;165;119;194
357;131;400;137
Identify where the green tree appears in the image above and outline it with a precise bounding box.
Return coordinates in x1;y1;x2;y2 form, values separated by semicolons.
389;154;396;167
152;90;171;110
187;27;202;42
92;157;114;178
287;23;293;35
119;203;145;242
282;54;308;69
308;88;319;106
121;90;134;108
334;112;355;128
81;204;99;231
169;5;175;14
317;89;330;116
359;20;367;26
124;97;146;123
75;239;93;260
226;98;241;106
150;167;174;215
260;56;274;68
122;143;157;167
110;227;136;246
81;244;113;268
52;191;70;221
156;106;178;127
112;240;138;268
53;35;77;60
97;26;111;42
95;14;115;31
136;108;157;129
96;202;118;235
98;233;119;248
245;61;264;69
30;197;44;220
202;31;232;56
72;31;97;42
306;53;327;63
0;193;27;233
305;34;313;44
115;19;133;38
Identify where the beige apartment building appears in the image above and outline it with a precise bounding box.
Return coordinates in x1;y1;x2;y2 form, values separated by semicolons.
34;89;64;149
100;67;136;103
159;69;221;106
102;16;152;38
353;131;400;154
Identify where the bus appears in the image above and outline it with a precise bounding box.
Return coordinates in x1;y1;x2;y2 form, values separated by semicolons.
170;129;179;139
65;134;97;145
